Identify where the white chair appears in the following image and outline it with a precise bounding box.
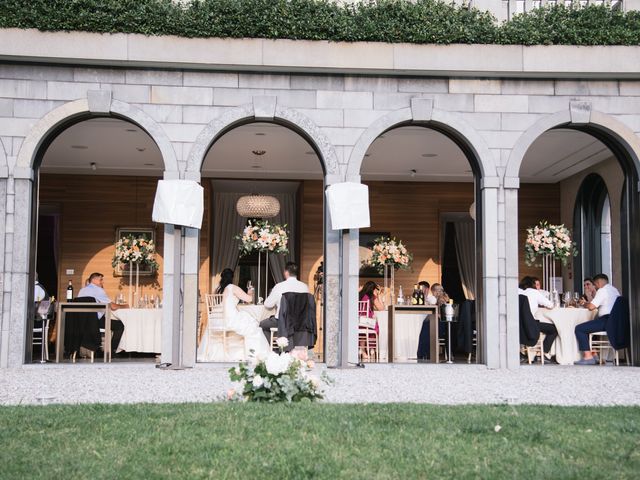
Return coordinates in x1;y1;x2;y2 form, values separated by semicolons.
204;293;244;361
33;300;54;363
269;327;279;350
589;331;629;366
357;299;378;362
526;333;545;365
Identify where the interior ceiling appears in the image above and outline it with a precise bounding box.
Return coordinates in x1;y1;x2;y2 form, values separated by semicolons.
40;118;614;184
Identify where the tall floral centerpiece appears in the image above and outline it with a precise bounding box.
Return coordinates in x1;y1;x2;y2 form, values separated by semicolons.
367;236;412;305
112;235;158;306
525;221;578;299
236;220;289;303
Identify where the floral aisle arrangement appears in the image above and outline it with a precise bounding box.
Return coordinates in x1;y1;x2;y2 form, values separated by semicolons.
524;221;577;266
112;234;158;306
227;339;331;403
236;220;289;256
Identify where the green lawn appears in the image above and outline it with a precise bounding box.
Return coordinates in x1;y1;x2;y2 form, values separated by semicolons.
1;403;638;479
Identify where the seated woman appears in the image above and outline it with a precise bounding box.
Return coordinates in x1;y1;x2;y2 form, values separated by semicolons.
358;281;384;360
582;277;597;303
218;268;269;359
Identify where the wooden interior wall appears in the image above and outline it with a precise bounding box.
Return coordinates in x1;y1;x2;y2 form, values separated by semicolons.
39;174;164;301
517;183;562;282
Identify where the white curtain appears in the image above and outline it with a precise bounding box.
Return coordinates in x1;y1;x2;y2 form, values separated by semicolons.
454;220;476;301
212;192;247;289
268;192;297;284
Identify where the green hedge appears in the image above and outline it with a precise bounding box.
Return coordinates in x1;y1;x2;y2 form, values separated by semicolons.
1;0;639;45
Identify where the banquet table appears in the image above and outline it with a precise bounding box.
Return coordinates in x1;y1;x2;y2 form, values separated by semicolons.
375;305;438;363
534;307;597;365
238;304;273;322
112;308;162;353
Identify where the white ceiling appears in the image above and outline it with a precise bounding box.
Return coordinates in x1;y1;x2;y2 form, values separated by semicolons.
40;118;614;184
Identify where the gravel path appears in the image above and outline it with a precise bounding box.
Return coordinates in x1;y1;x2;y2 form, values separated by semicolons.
1;363;639;406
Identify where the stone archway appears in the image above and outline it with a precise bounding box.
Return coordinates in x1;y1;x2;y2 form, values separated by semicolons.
5;93;179;367
344;98;503;368
180;96;344;367
503;102;640;366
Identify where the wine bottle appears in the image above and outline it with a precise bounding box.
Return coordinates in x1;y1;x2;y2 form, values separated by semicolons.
411;284;419;305
66;280;73;301
418;287;425;305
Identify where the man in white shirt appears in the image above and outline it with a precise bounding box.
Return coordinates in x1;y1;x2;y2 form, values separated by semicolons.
575;273;621;365
418;281;436;305
78;272;128;354
519;276;558;361
260;262;309;342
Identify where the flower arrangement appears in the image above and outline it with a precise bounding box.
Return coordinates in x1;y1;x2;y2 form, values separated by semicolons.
227;340;331;403
236;220;289;256
112;234;158;269
525;221;578;266
367;236;412;271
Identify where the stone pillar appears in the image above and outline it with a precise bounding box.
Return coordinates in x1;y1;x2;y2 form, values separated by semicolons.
503;179;522;370
346;227;360;366
0;177;7;367
480;180;500;369
6;174;34;367
323;199;341;367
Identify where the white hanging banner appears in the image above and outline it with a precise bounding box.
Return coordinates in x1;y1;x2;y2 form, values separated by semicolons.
152;179;204;229
325;182;370;230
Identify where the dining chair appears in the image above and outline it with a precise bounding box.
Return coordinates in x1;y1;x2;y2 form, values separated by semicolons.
269;327;279;350
357;299;378;362
526;333;545;365
204;293;243;361
589;332;629;366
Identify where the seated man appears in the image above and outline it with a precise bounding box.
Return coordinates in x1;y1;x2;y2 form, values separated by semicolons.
519;276;558;362
575;273;620;365
260;262;310;343
78;272;128;354
416;283;449;361
419;280;436;305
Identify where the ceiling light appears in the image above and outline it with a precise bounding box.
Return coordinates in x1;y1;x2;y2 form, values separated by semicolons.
410;169;417;178
136;147;146;152
305;151;315;155
255;132;266;136
236;195;280;218
125;128;138;132
71;145;88;150
421;153;437;158
144;163;155;166
251;165;263;169
469;201;476;220
252;150;266;156
364;154;371;157
90;162;97;171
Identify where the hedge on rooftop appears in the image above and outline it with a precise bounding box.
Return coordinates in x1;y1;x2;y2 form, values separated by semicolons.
1;0;639;45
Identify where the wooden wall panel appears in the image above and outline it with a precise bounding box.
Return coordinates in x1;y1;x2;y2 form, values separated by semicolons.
39;174;164;302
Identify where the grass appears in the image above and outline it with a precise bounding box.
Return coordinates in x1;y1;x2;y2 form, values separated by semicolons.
1;403;639;479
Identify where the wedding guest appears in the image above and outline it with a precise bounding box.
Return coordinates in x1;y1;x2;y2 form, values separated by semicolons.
260;262;310;342
218;268;269;358
358;281;383;360
519;276;558;362
582;277;597;303
419;281;436;305
575;273;621;365
78;272;127;354
416;283;450;361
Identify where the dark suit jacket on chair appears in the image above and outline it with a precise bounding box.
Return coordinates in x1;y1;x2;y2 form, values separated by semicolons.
64;296;101;354
519;294;540;347
607;296;630;350
277;292;317;351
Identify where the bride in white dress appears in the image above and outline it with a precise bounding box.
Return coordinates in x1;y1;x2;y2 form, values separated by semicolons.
218;268;269;359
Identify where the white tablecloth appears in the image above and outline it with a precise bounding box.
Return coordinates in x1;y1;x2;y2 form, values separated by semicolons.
374;311;427;363
238;304;273;322
112;308;162;353
534;307;597;365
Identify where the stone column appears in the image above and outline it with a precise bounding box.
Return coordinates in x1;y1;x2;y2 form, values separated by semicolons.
480;179;501;369
503;179;522;370
323;195;341;367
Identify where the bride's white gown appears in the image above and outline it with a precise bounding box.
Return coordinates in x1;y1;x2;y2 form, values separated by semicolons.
222;285;269;358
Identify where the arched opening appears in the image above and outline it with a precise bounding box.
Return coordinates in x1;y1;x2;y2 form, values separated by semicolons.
28;114;167;363
516;124;638;365
357;122;484;365
195;120;327;363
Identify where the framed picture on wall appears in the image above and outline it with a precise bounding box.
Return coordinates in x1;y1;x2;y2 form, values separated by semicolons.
359;231;390;278
114;227;157;276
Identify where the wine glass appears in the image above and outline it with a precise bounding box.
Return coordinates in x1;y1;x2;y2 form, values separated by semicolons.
563;291;572;307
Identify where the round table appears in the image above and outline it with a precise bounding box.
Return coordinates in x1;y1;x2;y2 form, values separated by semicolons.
238;304;273;322
534;307;597;365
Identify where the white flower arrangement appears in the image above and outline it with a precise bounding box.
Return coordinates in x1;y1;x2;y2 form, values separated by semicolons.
525;221;578;266
112;234;158;269
236;220;289;257
367;236;413;271
227;350;331;403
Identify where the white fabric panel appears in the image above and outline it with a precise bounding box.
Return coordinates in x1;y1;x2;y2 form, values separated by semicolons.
152;180;204;229
326;182;370;230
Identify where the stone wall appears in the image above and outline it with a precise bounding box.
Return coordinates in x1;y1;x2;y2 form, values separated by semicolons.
1;56;640;368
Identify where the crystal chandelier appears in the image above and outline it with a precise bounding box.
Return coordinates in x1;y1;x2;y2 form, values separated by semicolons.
236;195;280;218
